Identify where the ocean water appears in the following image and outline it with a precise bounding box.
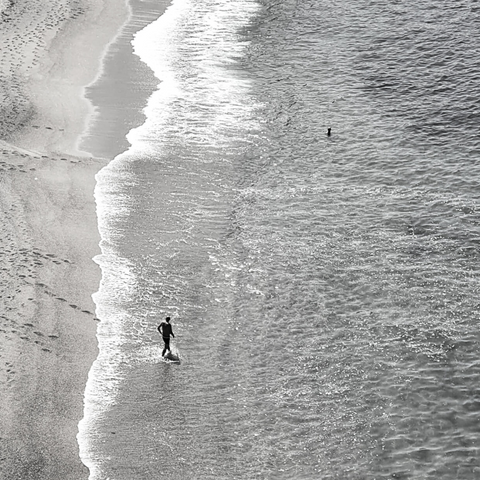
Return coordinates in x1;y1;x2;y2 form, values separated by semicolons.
78;0;480;478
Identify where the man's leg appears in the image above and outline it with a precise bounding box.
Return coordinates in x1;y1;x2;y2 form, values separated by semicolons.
163;337;170;355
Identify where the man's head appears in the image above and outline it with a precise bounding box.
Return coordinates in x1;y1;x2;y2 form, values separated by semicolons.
166;317;171;323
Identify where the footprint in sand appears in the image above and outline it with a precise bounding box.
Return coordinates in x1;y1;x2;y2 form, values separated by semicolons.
6;363;15;384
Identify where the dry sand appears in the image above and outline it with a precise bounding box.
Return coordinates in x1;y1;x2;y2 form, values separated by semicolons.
0;0;130;478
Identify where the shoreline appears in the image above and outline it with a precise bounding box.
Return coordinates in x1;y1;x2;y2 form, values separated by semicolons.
80;0;172;160
11;0;131;158
0;1;129;479
0;0;172;477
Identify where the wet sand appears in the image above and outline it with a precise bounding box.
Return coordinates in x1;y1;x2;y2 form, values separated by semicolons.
80;0;171;159
0;1;129;478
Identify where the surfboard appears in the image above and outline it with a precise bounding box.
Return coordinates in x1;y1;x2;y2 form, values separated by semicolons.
163;351;180;363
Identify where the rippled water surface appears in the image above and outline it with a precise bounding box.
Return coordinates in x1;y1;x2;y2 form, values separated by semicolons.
79;0;480;478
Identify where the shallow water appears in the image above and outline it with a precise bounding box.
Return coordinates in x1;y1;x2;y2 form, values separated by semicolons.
79;0;480;478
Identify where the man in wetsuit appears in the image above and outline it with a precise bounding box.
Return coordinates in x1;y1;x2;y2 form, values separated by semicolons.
157;316;175;357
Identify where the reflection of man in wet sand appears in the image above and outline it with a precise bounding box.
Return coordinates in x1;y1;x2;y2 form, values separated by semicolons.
157;316;175;357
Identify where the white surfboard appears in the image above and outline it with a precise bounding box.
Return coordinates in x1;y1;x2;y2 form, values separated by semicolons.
163;351;180;363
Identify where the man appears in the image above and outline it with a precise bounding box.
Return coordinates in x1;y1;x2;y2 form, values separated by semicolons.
157;316;175;357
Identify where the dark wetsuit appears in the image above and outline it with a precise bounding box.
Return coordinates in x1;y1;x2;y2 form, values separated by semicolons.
158;321;174;356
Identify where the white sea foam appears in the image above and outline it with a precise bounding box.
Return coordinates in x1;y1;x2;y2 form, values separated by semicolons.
78;1;261;478
126;0;261;155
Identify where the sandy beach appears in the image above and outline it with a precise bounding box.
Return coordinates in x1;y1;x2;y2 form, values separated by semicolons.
0;0;129;478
